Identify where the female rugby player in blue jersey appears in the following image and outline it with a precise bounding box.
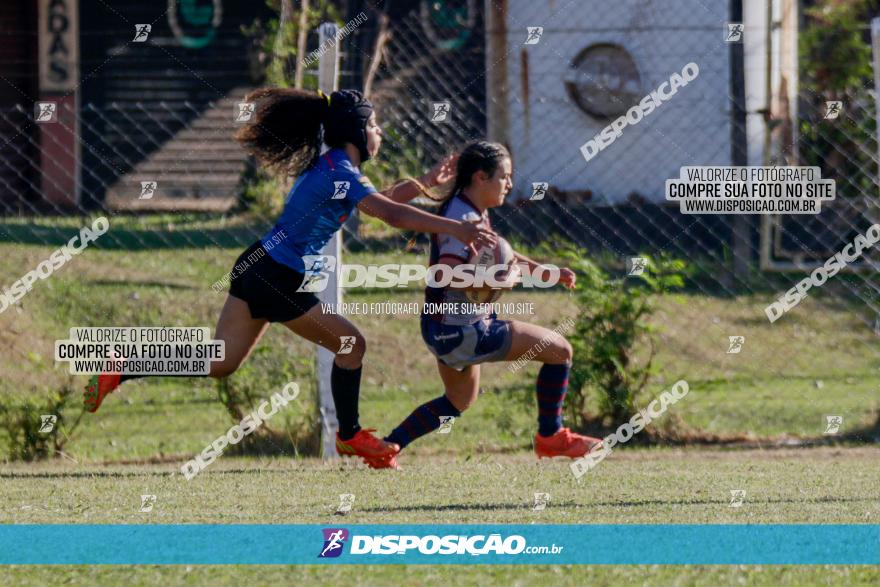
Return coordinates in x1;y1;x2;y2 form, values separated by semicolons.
371;141;603;468
84;89;496;465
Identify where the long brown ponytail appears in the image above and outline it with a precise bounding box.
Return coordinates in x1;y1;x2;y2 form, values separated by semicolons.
233;88;329;177
398;141;512;206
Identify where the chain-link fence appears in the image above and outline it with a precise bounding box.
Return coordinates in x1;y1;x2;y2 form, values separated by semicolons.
2;99;253;214
1;0;879;449
345;0;880;429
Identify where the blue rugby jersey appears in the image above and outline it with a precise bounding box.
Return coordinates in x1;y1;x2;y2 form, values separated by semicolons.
261;148;378;272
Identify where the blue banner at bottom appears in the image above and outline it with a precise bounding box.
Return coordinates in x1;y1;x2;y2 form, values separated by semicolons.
2;524;877;565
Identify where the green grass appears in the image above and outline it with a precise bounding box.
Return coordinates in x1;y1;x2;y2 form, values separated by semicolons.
1;215;879;463
2;216;879;584
2;565;878;586
2;448;878;524
1;449;878;584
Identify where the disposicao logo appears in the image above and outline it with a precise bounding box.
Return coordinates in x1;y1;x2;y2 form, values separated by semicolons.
319;528;349;558
316;529;564;558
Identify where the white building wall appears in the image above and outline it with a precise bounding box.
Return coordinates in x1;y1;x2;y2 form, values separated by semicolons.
499;0;735;203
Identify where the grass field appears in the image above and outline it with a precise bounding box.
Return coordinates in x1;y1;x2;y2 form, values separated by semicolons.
1;215;879;584
3;448;878;524
2;564;878;586
1;448;878;584
1;215;878;459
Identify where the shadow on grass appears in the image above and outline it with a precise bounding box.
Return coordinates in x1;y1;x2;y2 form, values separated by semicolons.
0;469;179;479
0;466;303;479
842;414;880;444
226;428;320;459
0;220;271;250
362;495;877;514
0;219;451;258
360;501;584;513
86;279;198;290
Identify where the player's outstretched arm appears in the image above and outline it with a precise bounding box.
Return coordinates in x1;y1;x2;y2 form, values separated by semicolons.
514;251;576;289
357;193;496;249
382;154;458;203
513;251;540;273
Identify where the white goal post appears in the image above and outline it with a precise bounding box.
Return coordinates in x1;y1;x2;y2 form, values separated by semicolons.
316;22;341;459
872;18;880;171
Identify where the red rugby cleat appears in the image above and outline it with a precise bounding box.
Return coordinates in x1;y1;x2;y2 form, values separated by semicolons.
336;429;400;465
364;444;402;470
534;427;603;459
83;372;122;413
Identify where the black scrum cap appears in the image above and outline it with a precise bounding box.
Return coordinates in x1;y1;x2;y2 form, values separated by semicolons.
322;90;374;162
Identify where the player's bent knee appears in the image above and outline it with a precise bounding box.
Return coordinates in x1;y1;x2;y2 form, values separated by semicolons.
450;398;473;413
546;340;573;364
334;334;366;368
447;392;477;413
562;340;573;362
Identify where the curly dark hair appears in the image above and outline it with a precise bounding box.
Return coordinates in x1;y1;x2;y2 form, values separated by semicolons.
233;88;330;177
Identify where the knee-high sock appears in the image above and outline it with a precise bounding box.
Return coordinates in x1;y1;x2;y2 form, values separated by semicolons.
331;362;362;440
385;395;461;449
536;362;569;437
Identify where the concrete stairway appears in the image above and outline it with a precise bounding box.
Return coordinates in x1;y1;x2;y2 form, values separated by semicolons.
104;87;253;212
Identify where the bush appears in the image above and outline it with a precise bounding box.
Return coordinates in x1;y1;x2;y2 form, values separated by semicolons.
241;0;341;90
241;168;288;219
363;126;433;191
799;0;876;200
561;252;685;428
0;380;84;461
215;344;319;456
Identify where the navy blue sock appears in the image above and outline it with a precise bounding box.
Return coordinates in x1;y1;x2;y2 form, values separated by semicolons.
385;395;461;449
536;362;569;437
